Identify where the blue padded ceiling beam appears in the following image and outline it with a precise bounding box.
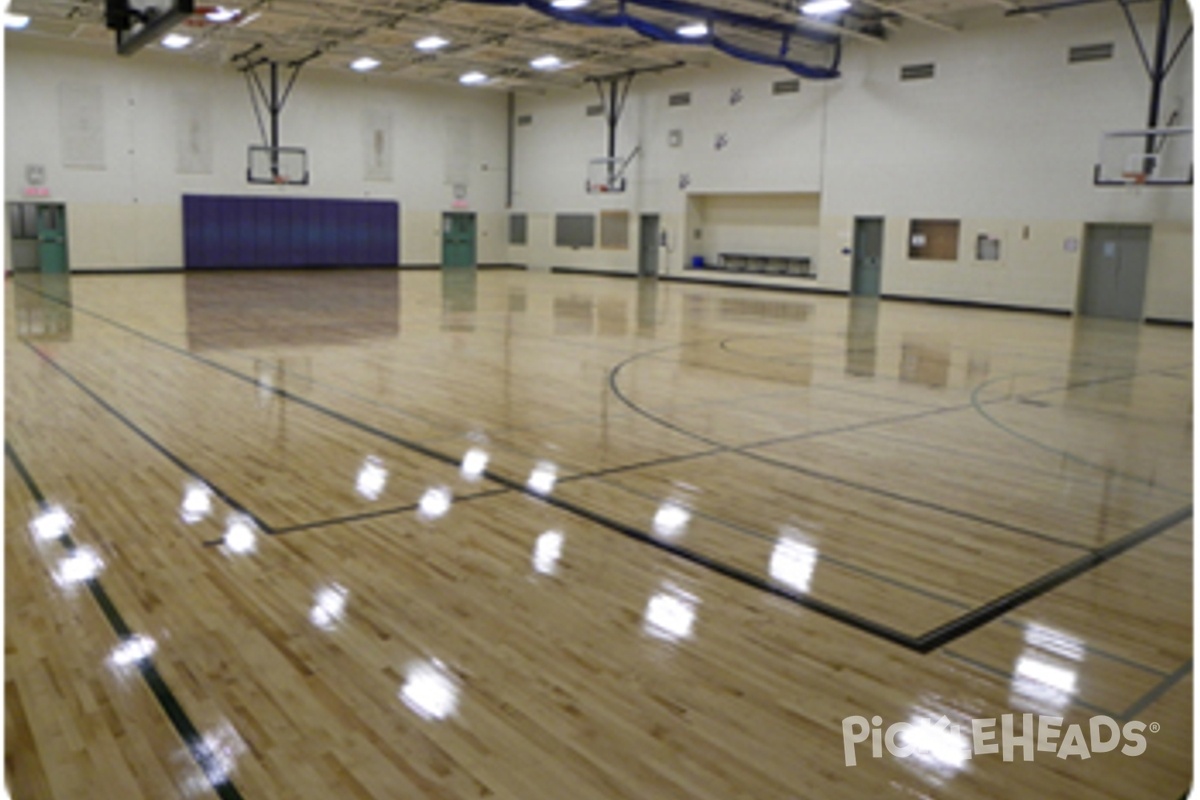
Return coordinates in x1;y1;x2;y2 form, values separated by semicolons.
460;0;843;79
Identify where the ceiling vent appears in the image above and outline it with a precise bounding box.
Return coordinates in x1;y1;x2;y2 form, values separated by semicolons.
772;79;801;95
516;114;533;126
585;103;604;117
1069;43;1114;63
668;91;692;107
900;63;935;81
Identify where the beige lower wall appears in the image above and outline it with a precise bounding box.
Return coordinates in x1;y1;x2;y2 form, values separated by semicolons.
1144;220;1193;322
68;203;184;270
402;210;508;266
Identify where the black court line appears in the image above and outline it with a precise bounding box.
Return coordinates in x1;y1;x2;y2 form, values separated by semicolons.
12;284;929;649
733;449;1094;553
609;344;1102;553
12;280;1190;655
5;442;246;800
941;650;1120;719
914;505;1193;653
1122;659;1194;721
20;339;274;534
246;485;515;538
970;372;1192;498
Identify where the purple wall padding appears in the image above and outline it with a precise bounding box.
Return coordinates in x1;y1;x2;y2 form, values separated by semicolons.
183;195;400;269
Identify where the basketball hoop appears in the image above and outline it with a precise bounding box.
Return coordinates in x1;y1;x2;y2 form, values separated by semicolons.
273;174;289;185
1122;171;1148;185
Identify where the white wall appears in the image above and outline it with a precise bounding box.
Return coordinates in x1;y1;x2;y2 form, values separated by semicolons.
508;1;1193;321
5;37;510;269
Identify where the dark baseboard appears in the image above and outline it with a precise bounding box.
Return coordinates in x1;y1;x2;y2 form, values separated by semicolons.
64;263;526;275
880;293;1072;316
551;266;640;279
1146;317;1193;327
662;274;847;296
73;264;405;275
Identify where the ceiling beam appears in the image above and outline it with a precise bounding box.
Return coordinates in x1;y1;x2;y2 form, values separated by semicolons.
861;1;960;32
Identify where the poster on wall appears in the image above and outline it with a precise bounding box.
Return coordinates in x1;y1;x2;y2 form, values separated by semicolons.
59;82;106;170
444;116;472;188
362;108;394;182
175;90;214;175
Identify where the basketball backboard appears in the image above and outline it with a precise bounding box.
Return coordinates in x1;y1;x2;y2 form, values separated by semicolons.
107;0;196;56
248;146;310;186
1094;127;1193;187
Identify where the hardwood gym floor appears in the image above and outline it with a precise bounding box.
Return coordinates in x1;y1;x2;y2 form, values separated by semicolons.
5;268;1192;799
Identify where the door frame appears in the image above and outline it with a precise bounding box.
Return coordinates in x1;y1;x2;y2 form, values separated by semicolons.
851;216;884;297
441;211;477;268
638;214;660;277
1077;222;1152;321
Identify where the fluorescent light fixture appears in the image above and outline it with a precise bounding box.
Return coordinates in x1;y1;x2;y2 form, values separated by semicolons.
205;6;240;22
530;54;563;71
355;456;388;500
676;21;709;38
551;0;590;8
459;71;489;86
4;12;30;29
223;514;258;555
161;33;192;49
460;447;489;481
54;547;104;587
351;56;381;72
801;0;851;16
400;660;460;721
180;482;214;525
418;486;453;520
526;461;558;495
643;584;698;642
532;530;564;575
415;35;449;51
769;536;818;594
30;504;73;542
652;501;690;539
899;716;971;771
109;635;158;669
309;584;349;631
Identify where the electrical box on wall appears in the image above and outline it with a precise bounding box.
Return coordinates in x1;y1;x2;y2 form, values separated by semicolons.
668;129;683;148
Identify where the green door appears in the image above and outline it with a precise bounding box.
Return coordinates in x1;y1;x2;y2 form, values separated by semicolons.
36;204;68;274
442;213;476;268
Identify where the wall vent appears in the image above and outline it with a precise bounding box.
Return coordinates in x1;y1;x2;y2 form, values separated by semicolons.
668;91;692;107
516;114;533;126
772;79;801;95
586;103;604;117
900;63;935;81
1068;43;1114;63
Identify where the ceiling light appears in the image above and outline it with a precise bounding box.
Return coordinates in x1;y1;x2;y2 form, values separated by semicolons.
551;0;590;8
161;33;192;49
351;56;381;72
205;6;240;22
530;54;564;71
4;12;30;29
801;0;851;16
676;21;709;38
415;35;449;51
459;71;489;86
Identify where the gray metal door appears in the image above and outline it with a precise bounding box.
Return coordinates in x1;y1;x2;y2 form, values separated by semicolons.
639;215;660;277
851;217;883;297
1079;224;1151;321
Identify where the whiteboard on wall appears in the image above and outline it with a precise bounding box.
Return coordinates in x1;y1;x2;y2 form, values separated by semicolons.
59;82;106;169
362;108;394;182
175;90;214;175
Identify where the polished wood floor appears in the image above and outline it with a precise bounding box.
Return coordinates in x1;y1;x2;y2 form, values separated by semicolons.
5;269;1192;799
